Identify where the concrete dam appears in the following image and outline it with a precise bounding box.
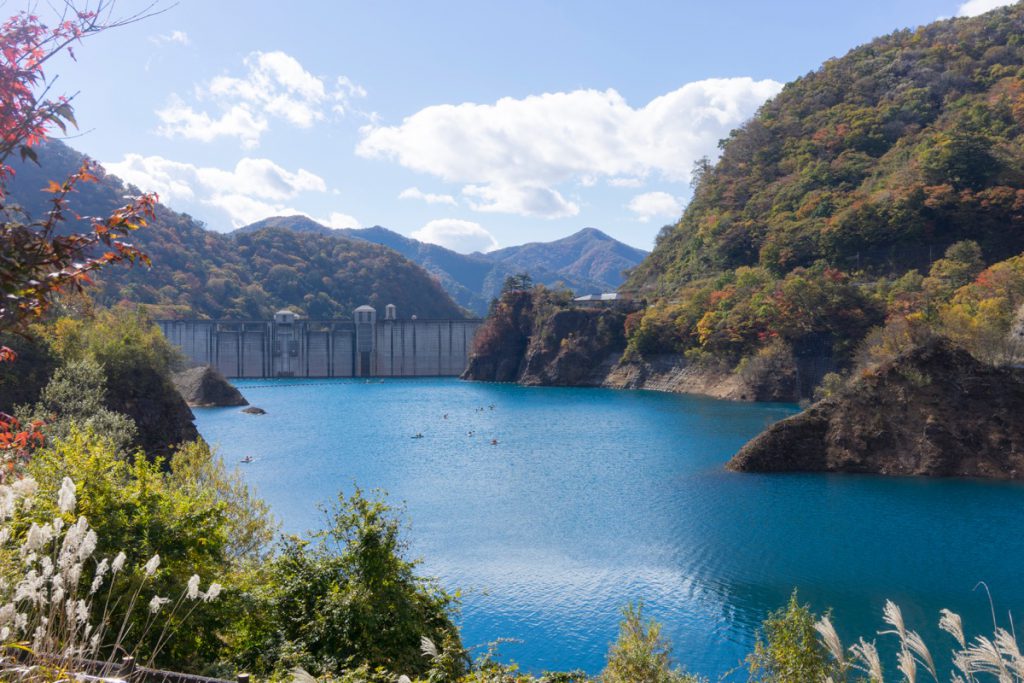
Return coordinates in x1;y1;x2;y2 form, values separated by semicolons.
158;305;483;379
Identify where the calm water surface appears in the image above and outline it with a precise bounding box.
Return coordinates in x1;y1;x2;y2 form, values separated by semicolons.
194;379;1024;678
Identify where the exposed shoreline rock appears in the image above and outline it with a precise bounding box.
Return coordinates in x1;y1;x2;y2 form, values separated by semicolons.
461;293;805;401
171;365;248;408
600;355;750;400
727;339;1024;479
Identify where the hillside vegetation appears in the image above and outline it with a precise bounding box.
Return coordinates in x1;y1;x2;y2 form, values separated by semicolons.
619;5;1024;384
239;217;646;315
5;142;467;320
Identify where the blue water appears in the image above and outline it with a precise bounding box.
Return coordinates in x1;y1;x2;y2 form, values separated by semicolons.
194;379;1024;678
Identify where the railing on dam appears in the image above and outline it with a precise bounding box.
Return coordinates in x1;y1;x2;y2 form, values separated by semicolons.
157;306;483;379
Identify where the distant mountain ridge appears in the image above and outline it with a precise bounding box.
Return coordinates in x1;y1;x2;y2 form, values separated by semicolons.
236;217;648;315
4;141;467;320
483;227;648;292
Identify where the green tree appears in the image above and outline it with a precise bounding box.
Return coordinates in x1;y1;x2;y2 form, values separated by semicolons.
747;591;833;683
232;488;461;678
23;357;137;453
602;603;703;683
503;273;535;293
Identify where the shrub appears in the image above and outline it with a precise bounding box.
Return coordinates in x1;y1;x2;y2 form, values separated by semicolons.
231;487;461;678
747;591;835;683
0;472;221;680
602;603;703;683
24;429;272;671
22;358;137;455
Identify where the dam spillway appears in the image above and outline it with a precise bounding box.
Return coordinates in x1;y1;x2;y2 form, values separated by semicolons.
157;305;483;379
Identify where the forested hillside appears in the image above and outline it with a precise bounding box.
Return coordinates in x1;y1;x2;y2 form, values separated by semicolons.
631;5;1024;291
4;142;466;320
620;5;1024;380
239;217;646;315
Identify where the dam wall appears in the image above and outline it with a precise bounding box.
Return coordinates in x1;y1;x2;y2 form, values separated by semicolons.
158;306;482;379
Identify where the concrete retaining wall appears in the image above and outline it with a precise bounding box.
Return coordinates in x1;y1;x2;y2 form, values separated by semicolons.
158;313;481;379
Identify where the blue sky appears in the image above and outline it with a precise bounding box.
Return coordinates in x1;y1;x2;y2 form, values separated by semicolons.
41;0;1017;252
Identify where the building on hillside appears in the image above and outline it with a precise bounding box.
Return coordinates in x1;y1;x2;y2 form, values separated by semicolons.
571;292;640;309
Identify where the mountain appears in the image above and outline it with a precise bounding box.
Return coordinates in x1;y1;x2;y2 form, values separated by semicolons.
234;215;336;237
615;4;1024;377
233;220;647;316
3;141;466;320
629;5;1024;294
485;227;648;292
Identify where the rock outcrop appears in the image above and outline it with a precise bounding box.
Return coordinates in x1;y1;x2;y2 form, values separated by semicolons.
172;365;249;407
601;356;749;400
517;308;627;386
461;289;628;386
461;290;535;382
107;364;199;459
728;339;1024;478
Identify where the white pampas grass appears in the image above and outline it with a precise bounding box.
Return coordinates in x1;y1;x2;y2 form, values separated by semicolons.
57;477;75;514
850;637;883;682
187;574;200;600
203;582;221;601
148;595;169;614
111;551;126;573
421;635;438;658
815;614;847;675
940;608;966;648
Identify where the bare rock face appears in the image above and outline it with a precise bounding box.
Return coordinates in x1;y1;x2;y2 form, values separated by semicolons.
461;291;536;383
109;364;199;460
171;366;248;407
728;339;1024;479
517;308;627;387
461;290;628;387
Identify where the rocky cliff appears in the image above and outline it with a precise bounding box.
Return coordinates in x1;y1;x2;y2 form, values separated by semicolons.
517;308;627;387
461;290;537;382
172;366;249;407
601;356;749;399
104;364;200;459
462;289;627;386
462;289;806;398
727;339;1024;478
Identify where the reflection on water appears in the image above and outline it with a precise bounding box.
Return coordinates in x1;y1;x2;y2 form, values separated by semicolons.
194;378;1024;678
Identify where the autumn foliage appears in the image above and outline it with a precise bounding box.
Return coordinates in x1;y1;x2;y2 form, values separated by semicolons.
0;5;160;459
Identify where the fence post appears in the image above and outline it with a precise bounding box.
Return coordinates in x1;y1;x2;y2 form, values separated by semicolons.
237;674;251;683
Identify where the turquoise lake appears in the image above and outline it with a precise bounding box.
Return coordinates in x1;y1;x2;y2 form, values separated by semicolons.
194;378;1024;678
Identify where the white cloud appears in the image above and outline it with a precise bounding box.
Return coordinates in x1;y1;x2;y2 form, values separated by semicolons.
204;193;305;227
399;186;457;206
324;212;361;229
356;77;781;218
628;191;683;223
156;51;365;147
156;96;267;149
103;153;347;229
462;183;578;218
956;0;1017;16
150;30;189;46
410;219;499;253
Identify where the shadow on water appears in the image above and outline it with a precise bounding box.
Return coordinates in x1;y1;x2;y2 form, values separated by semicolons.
195;378;1024;679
